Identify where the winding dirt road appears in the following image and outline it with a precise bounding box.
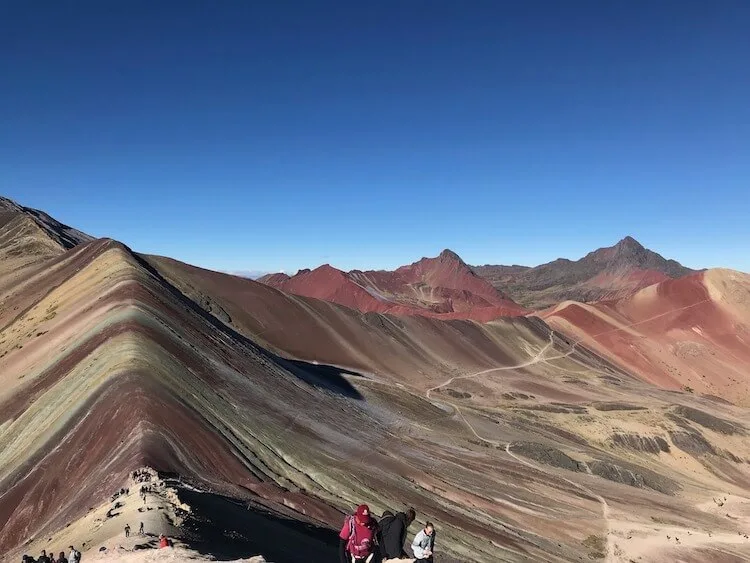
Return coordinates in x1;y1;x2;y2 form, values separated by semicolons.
418;298;714;562
425;332;556;400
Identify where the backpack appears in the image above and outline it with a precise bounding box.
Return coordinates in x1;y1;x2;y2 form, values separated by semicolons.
344;515;375;559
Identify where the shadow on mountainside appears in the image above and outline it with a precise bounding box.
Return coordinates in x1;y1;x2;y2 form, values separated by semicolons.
282;360;366;399
133;251;363;400
177;487;339;562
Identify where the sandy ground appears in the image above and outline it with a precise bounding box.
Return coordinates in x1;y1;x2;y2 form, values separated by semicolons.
606;493;750;562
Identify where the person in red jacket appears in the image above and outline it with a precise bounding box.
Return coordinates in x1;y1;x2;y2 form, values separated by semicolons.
158;535;169;549
338;504;378;563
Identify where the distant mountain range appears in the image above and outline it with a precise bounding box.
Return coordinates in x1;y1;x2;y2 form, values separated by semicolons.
260;249;527;321
260;236;696;317
473;236;696;309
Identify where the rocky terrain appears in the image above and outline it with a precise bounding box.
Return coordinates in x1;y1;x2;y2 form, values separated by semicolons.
2;196;750;563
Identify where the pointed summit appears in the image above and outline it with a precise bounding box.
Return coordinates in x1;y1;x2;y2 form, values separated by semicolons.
438;248;464;263
615;236;645;251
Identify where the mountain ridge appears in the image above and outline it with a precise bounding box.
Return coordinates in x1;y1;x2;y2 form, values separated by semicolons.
260;249;527;320
0;195;92;253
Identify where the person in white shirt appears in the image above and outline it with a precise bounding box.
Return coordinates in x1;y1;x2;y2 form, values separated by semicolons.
411;522;435;562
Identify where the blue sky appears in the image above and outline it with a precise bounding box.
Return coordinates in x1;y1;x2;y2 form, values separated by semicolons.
2;1;749;273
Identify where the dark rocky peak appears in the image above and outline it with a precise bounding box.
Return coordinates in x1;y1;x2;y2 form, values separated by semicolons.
438;248;466;264
614;236;646;254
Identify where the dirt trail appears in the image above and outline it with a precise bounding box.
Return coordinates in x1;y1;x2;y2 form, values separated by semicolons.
505;443;614;563
425;331;556;399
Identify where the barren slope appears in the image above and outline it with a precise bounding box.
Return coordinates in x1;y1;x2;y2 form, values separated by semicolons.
542;269;750;406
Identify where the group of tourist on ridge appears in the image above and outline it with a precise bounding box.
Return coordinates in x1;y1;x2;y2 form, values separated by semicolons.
339;504;436;563
21;547;81;563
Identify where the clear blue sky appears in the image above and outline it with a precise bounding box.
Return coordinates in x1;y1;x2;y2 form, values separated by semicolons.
2;1;749;273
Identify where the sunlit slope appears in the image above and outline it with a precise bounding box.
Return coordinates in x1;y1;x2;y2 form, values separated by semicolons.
1;241;574;562
542;270;750;405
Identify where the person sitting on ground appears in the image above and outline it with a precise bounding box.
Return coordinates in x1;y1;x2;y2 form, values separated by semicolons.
411;522;435;562
379;507;416;560
57;552;68;563
338;504;378;563
68;545;81;563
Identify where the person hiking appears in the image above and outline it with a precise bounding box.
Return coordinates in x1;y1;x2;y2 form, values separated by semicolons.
338;504;378;563
37;551;51;563
48;554;57;563
379;508;416;559
139;522;144;535
158;535;169;549
68;546;81;563
57;552;68;563
124;524;130;537
411;522;435;562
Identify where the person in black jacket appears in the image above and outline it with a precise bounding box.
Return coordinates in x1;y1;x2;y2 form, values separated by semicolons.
379;508;416;560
